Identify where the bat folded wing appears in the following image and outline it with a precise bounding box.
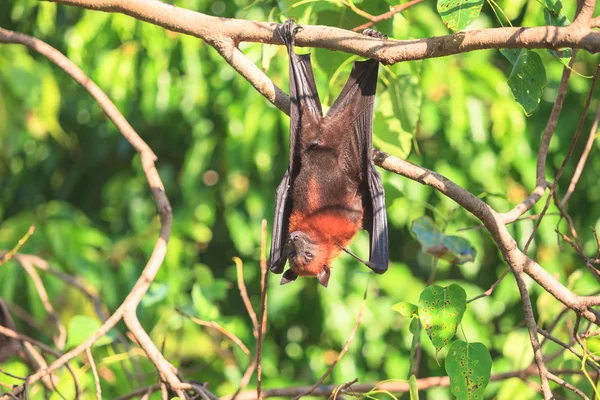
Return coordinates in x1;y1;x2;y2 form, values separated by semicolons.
269;169;292;274
365;165;389;273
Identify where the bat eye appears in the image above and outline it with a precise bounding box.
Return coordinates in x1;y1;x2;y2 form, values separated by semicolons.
304;251;314;260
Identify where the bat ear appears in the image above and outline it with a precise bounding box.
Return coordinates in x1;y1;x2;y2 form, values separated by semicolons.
280;269;298;285
317;266;331;288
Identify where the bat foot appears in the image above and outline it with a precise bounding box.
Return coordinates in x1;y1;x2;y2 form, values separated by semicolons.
362;28;388;40
278;20;303;46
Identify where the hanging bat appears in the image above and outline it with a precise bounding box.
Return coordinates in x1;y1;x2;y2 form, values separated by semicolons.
269;20;389;288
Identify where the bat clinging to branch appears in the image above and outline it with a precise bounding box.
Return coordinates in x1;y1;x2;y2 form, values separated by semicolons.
269;20;389;287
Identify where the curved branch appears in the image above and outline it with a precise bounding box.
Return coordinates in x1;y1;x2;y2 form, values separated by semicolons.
0;27;199;399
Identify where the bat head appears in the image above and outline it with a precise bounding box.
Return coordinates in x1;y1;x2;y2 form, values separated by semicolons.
282;230;332;287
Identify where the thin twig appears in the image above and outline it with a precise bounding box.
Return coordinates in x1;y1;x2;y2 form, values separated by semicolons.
232;366;594;399
86;348;102;400
114;384;162;400
537;327;599;373
234;257;259;337
0;226;34;267
256;219;269;400
17;257;67;350
352;0;426;32
546;371;590;400
524;61;600;253
176;308;250;355
500;55;577;224
513;272;553;399
467;268;510;303
560;103;600;207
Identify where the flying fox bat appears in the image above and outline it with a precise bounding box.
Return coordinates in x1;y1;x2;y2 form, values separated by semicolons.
268;20;389;288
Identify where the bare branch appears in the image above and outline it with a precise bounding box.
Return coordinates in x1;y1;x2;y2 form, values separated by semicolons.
17;256;67;350
546;372;590;400
467;268;510;303
513;272;553;398
232;366;595;399
524;62;600;253
0;27;210;399
48;0;600;114
0;225;34;267
352;0;426;32
86;348;102;400
234;257;259;337
373;150;600;324
176;309;250;356
256;219;269;400
561;103;600;207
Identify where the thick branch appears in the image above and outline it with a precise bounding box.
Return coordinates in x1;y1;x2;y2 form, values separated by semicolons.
49;0;600;114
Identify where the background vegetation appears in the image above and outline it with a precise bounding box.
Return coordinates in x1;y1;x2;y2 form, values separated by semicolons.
0;0;599;398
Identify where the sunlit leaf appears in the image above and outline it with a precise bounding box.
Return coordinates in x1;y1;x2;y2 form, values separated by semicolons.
392;302;419;318
409;374;419;400
437;0;484;32
445;340;492;399
418;284;466;353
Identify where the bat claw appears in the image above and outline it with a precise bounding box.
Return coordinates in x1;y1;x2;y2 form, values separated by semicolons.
278;20;303;47
362;28;388;40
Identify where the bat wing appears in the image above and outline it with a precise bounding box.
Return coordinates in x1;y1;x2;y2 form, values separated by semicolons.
269;20;323;274
326;59;389;274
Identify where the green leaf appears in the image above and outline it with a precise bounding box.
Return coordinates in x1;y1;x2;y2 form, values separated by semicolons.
445;340;492;399
437;0;484;32
409;374;419;400
418;284;467;353
410;216;476;264
389;71;423;134
408;318;421;376
500;48;521;65
505;50;547;115
66;316;113;348
542;0;572;60
392;302;419;318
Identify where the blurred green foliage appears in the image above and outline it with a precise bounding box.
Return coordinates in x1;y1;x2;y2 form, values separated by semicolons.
1;0;600;399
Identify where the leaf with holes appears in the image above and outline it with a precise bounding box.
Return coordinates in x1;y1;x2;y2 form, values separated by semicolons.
504;50;547;115
418;284;466;353
445;340;492;399
437;0;484;32
411;217;476;264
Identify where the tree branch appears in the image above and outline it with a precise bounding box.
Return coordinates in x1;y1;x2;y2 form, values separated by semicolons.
232;366;595;399
0;27;217;400
49;0;600;114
